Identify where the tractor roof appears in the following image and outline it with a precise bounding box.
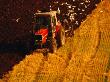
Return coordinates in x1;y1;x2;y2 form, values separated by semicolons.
34;11;57;17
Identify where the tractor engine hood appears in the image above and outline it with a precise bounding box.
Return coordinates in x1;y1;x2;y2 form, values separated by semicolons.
34;28;48;43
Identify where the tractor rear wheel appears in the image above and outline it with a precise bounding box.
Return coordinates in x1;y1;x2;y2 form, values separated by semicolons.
49;38;57;53
57;27;65;47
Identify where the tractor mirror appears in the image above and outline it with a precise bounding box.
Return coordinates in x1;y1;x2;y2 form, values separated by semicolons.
57;7;60;14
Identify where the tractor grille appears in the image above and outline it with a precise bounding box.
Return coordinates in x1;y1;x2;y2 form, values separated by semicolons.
34;35;43;48
35;35;42;41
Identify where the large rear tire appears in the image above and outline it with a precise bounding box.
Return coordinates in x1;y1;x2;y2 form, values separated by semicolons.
57;27;65;47
49;38;57;53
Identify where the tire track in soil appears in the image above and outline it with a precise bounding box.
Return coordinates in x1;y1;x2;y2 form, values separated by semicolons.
1;46;72;82
34;38;73;82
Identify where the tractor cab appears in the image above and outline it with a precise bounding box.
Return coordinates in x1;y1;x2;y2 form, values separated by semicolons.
33;11;58;44
33;11;58;33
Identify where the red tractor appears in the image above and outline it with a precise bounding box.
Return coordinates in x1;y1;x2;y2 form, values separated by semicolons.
33;11;65;53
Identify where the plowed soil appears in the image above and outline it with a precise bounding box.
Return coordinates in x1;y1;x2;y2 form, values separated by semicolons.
1;0;110;82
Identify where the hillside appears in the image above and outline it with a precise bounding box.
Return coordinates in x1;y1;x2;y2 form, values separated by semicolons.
1;0;110;82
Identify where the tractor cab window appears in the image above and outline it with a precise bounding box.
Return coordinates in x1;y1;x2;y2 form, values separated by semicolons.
34;15;51;30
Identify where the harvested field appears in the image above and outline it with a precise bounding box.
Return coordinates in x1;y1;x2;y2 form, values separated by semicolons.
1;0;110;82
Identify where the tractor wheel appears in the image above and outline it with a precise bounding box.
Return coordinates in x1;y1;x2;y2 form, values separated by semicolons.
57;27;65;47
49;38;57;53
